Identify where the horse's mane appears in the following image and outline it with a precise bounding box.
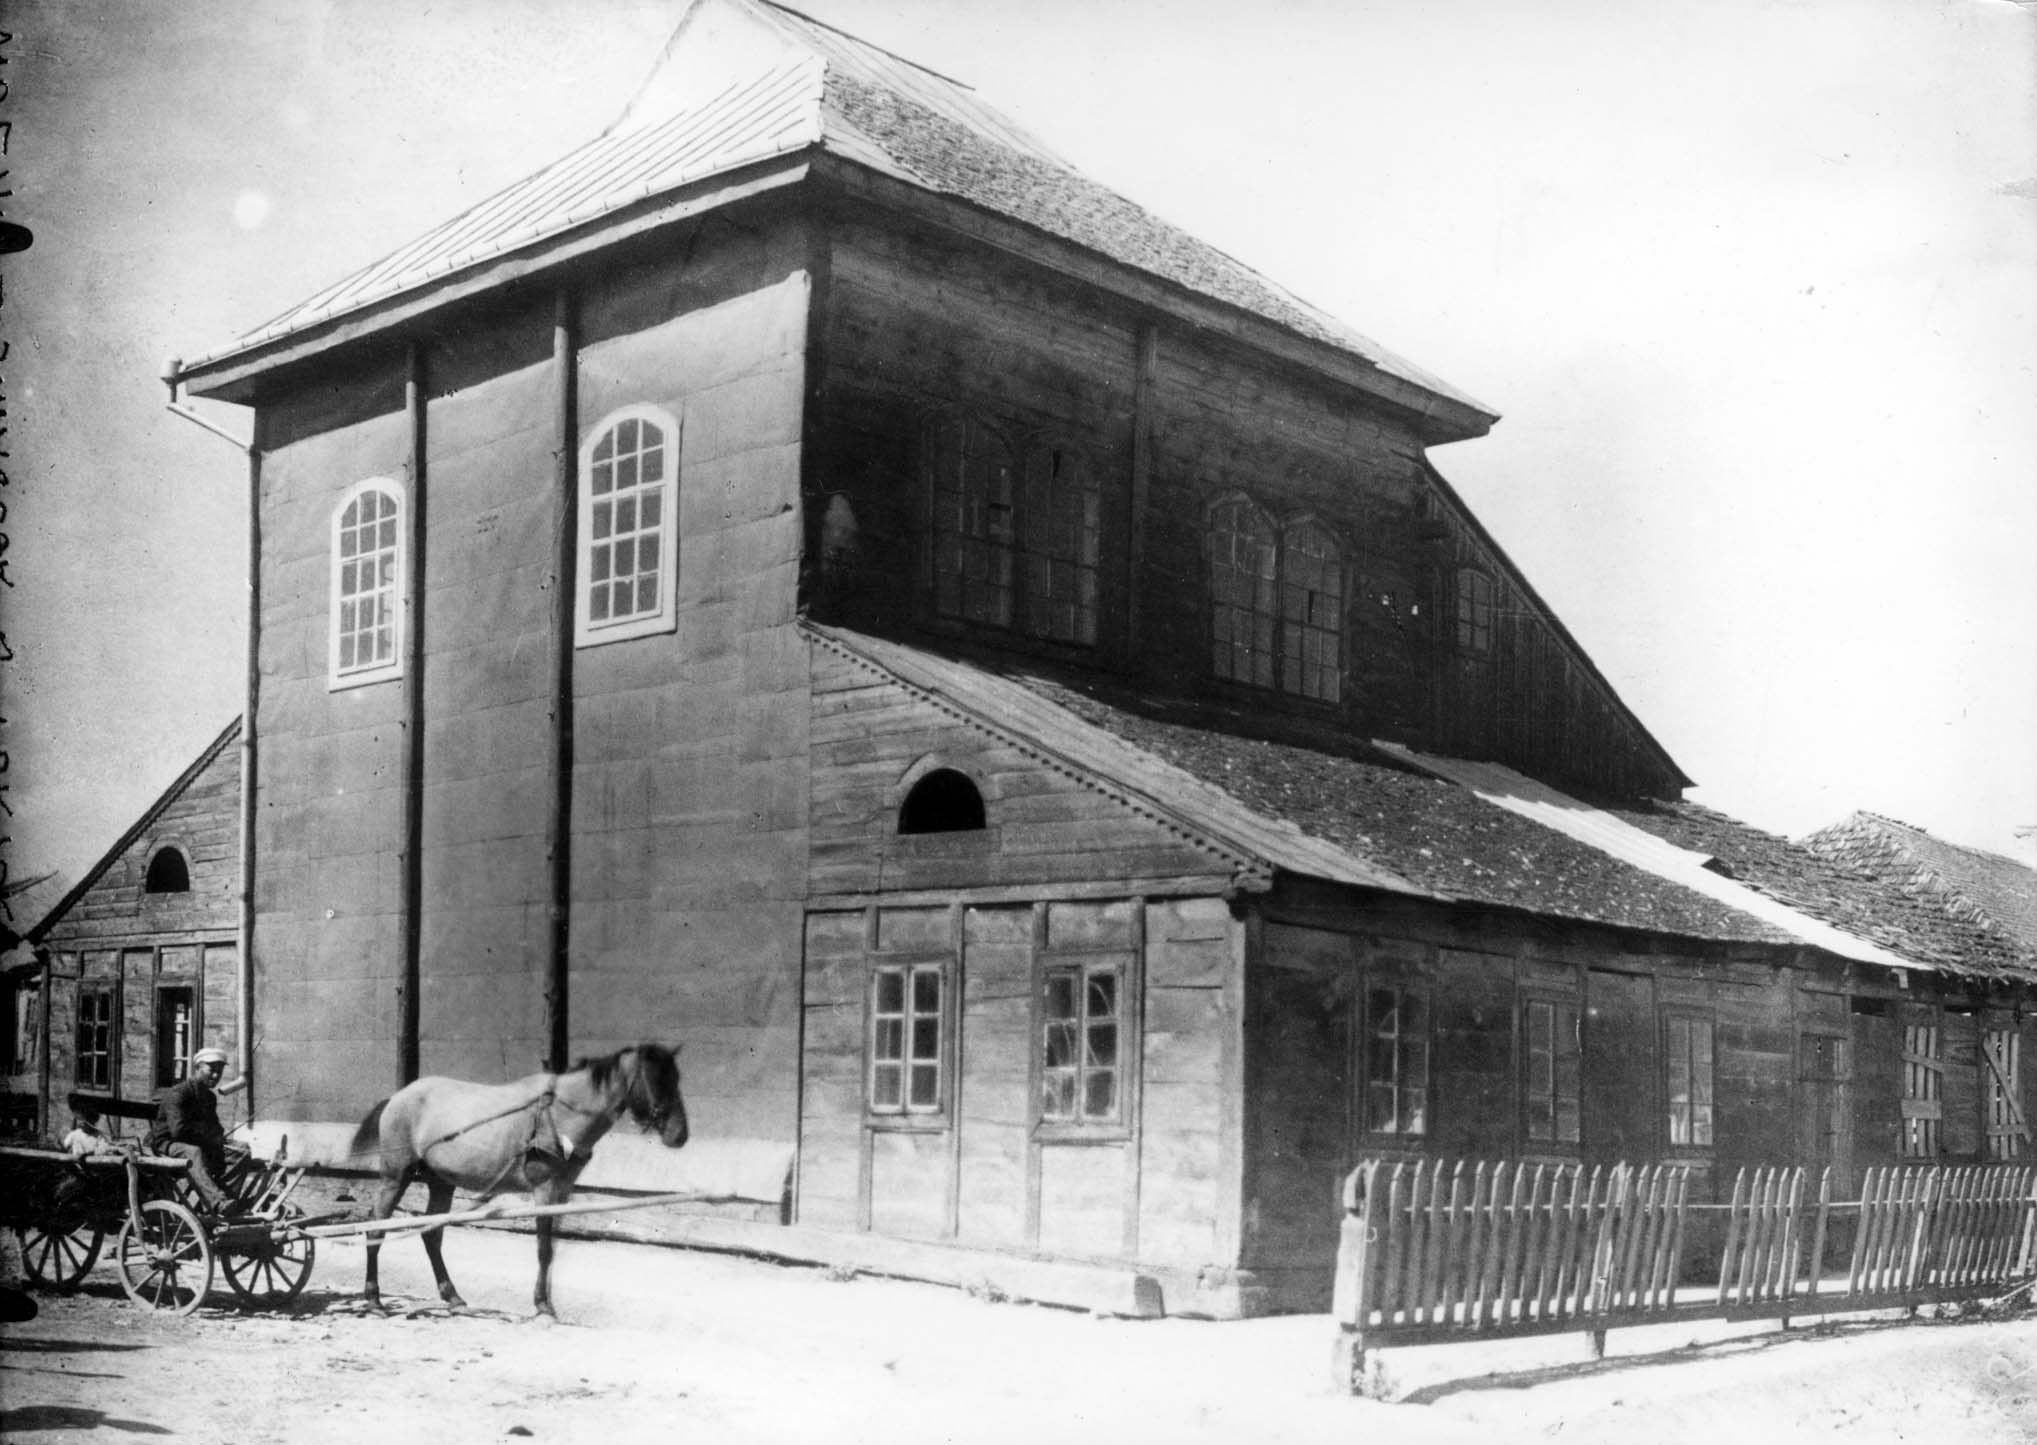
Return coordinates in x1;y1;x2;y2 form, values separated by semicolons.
576;1041;674;1093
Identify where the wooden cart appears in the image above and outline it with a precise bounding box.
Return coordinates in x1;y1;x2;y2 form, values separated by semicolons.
1;1094;324;1316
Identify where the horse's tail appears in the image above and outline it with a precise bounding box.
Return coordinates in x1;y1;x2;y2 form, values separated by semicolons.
350;1099;388;1163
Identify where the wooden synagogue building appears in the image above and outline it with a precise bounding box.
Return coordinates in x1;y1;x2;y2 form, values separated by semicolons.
133;0;2036;1314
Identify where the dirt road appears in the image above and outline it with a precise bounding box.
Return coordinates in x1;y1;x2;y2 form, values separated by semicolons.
3;1225;2034;1444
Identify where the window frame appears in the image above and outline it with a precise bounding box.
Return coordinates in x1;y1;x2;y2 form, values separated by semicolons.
575;404;681;649
327;477;406;690
76;985;117;1092
1033;952;1136;1141
3;975;39;1077
866;959;952;1127
1356;979;1431;1142
1207;494;1349;703
1279;516;1346;704
925;412;1102;649
154;984;198;1089
1521;994;1582;1150
1455;567;1496;657
1662;1009;1716;1150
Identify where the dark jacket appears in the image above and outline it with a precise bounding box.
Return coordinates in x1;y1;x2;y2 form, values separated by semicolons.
148;1078;224;1158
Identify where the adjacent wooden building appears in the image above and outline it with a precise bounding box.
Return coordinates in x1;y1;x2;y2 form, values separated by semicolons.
8;719;244;1141
161;0;2036;1314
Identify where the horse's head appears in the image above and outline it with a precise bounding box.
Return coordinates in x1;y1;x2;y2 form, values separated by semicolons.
622;1042;689;1149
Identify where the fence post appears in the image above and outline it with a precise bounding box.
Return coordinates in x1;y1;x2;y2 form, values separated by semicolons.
1586;1165;1625;1359
1331;1162;1376;1395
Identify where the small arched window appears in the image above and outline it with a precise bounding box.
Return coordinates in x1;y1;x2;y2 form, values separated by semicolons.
329;479;404;688
898;769;987;835
145;847;190;894
1208;496;1277;689
578;405;680;647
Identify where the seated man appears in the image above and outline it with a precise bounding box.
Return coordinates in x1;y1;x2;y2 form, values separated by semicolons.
147;1047;249;1216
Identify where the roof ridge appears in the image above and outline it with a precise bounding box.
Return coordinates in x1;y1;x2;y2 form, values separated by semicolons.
755;0;976;93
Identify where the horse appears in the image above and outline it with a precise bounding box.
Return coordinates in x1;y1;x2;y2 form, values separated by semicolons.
348;1041;688;1317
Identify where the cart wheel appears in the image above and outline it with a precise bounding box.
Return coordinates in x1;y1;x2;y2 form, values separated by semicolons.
15;1220;104;1290
220;1214;315;1308
114;1200;213;1315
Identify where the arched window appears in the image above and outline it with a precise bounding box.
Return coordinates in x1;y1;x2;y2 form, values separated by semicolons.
1208;496;1277;688
145;847;190;894
898;769;987;835
577;405;680;646
928;413;1016;630
1281;519;1344;703
329;480;403;688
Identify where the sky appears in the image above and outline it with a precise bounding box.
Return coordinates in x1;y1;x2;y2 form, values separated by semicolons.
5;0;2035;901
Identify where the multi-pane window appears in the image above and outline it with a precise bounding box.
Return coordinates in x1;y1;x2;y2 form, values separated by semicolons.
1664;1014;1715;1147
1021;446;1100;645
1210;499;1346;699
929;413;1017;629
1455;568;1495;655
1900;1022;1943;1158
1524;999;1581;1145
1040;963;1121;1124
869;964;944;1115
1282;521;1344;703
1984;1029;2026;1160
928;415;1100;647
77;989;115;1091
1362;985;1429;1137
330;482;402;686
155;987;195;1088
1208;497;1277;688
578;407;678;646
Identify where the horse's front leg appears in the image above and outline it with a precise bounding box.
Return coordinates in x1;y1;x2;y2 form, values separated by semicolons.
533;1212;557;1319
420;1177;467;1310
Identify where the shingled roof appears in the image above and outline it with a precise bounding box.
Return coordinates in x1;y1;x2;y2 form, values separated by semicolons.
181;0;1494;437
1797;812;2037;967
815;625;1938;960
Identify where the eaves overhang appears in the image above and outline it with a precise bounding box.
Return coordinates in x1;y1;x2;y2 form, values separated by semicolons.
175;151;820;408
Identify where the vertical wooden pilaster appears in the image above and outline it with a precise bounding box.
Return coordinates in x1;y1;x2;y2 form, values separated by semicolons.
545;291;578;1073
398;344;427;1086
238;415;263;1104
1125;325;1157;664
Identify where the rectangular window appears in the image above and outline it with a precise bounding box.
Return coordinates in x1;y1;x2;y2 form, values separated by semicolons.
869;964;944;1116
4;977;39;1076
1281;522;1344;704
1900;1022;1943;1158
1984;1029;2026;1160
1040;962;1121;1124
1021;446;1100;646
1524;998;1581;1145
155;986;196;1088
1455;569;1495;655
1362;984;1429;1136
77;988;115;1091
1664;1013;1715;1147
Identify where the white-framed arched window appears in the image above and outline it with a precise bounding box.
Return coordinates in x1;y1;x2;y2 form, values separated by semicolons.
329;478;404;689
577;404;680;647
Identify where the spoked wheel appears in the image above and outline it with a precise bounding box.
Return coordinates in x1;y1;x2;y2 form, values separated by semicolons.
16;1220;104;1290
114;1200;213;1315
219;1214;315;1308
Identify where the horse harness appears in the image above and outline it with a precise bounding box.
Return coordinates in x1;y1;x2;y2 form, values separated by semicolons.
419;1057;648;1194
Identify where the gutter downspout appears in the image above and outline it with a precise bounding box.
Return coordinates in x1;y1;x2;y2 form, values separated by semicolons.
400;345;427;1086
161;381;259;1110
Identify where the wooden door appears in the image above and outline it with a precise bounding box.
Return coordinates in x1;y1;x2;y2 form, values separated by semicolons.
1582;970;1655;1164
1800;1031;1853;1190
